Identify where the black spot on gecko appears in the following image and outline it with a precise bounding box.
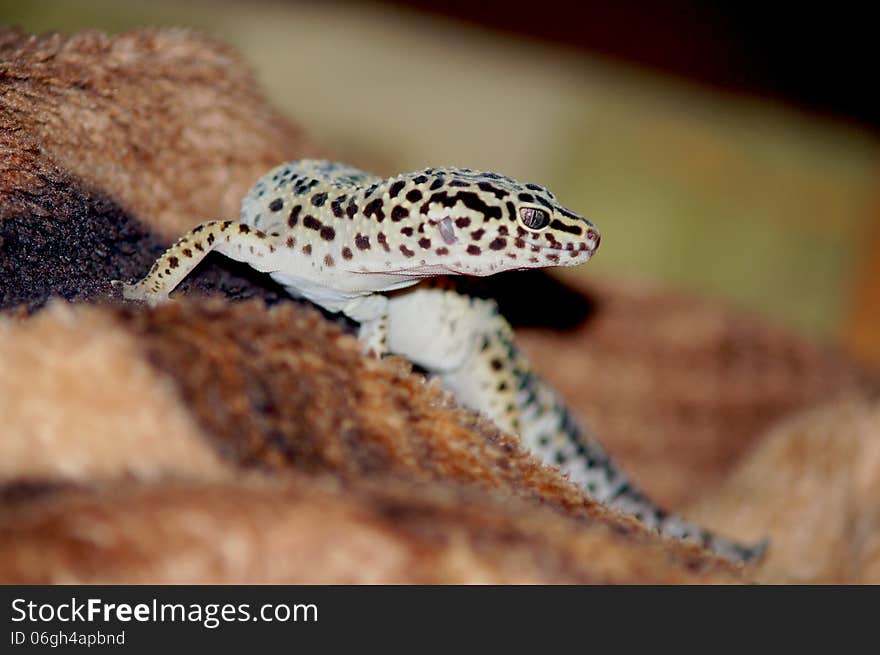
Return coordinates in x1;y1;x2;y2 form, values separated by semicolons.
558;207;583;221
324;254;334;267
435;247;449;255
490;358;504;371
549;219;583;235
268;198;284;212
207;233;215;245
364;198;385;222
400;227;414;237
182;248;192;258
428;191;502;220
320;226;336;241
478;182;508;198
303;215;322;230
470;228;485;241
517;192;534;203
389;180;406;198
514;238;525;248
449;180;470;188
288;205;301;227
498;225;509;236
286;236;296;248
455;217;470;228
489;237;506;250
346;200;358;219
168;256;179;269
331;199;344;218
194;242;204;252
406;189;422;203
377;232;390;252
525;183;544;191
302;244;312;255
192;225;204;233
466;245;481;255
237;224;250;234
391;205;409;222
311;192;328;207
506;201;517;222
355;234;370;250
399;244;415;258
342;247;353;260
546;253;560;263
418;237;431;249
429;177;445;190
412;175;428;185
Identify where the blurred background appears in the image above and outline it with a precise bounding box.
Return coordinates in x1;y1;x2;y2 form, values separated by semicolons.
3;0;879;362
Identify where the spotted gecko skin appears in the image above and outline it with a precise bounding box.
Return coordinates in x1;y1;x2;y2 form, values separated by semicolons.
117;159;763;563
385;286;767;563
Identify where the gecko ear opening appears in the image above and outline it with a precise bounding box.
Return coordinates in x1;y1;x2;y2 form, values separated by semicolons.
438;217;458;245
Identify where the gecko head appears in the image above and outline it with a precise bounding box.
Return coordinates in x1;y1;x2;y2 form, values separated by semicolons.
388;168;599;276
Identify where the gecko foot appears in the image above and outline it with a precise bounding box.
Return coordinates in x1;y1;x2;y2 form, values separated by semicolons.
110;280;170;306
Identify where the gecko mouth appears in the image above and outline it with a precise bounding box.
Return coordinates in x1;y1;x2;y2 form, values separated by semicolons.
536;234;599;262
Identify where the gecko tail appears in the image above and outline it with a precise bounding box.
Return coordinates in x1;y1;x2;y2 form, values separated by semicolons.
703;533;769;564
599;479;769;564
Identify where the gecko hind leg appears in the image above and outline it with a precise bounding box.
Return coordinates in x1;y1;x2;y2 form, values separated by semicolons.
113;219;282;305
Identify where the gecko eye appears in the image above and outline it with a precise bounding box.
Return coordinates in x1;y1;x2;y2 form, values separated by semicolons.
519;207;550;230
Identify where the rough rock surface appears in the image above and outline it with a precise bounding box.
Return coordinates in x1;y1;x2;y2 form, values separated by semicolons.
1;27;878;583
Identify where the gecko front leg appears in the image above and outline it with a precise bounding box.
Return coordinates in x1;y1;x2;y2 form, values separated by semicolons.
114;219;283;305
384;286;522;433
358;315;389;357
435;306;522;435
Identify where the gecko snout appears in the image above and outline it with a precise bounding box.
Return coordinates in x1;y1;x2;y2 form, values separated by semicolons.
585;226;601;251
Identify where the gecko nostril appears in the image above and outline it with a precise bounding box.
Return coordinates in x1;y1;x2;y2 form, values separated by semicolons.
587;228;600;249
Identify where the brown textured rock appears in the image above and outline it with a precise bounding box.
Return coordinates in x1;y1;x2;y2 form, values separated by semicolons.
0;475;740;585
0;28;317;239
0;300;744;584
0;302;230;483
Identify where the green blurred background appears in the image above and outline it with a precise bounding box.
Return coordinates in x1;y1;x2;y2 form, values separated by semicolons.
3;0;879;360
